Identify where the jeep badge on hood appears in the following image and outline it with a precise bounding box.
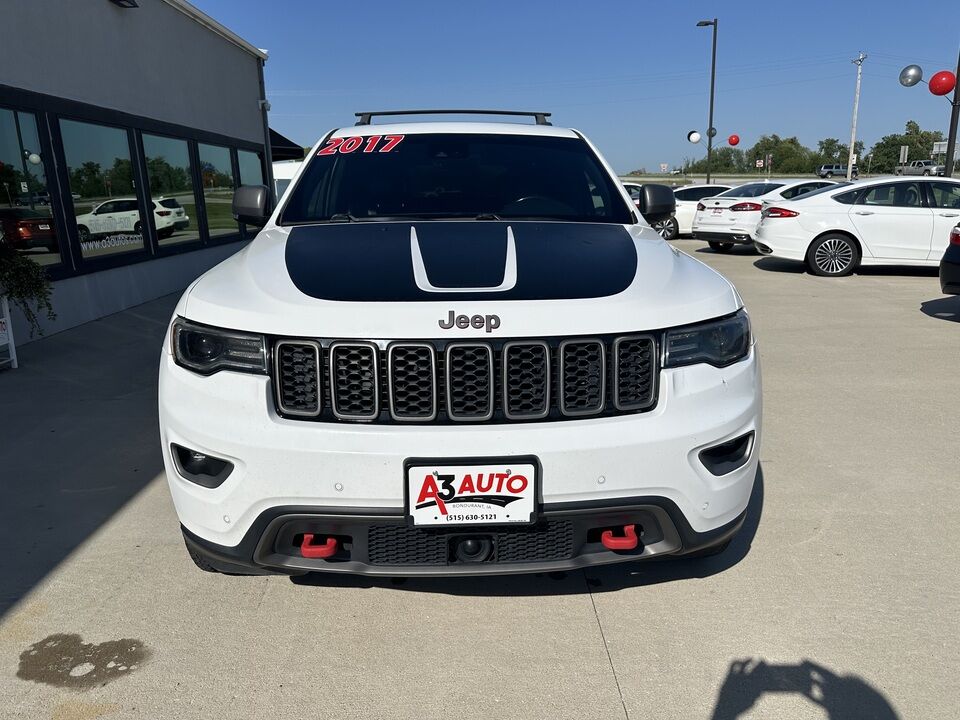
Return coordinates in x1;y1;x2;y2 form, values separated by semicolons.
439;311;501;333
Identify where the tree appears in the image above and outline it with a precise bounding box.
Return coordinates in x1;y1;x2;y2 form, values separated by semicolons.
815;138;864;166
866;120;943;173
683;147;748;174
747;134;815;174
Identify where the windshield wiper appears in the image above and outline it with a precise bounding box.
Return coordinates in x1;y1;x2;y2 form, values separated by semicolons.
328;213;357;223
475;213;501;220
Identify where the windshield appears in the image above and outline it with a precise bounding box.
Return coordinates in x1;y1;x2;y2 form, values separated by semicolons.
717;183;785;198
281;133;633;225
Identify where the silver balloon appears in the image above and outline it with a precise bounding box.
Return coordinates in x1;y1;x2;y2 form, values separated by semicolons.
26;152;41;166
687;130;702;144
899;64;923;87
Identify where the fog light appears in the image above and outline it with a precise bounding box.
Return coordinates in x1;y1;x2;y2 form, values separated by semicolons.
699;432;754;476
172;444;233;488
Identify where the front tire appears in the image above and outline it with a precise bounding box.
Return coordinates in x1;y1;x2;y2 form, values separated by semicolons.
806;234;860;276
825;171;834;178
653;217;679;240
77;225;90;242
708;240;734;253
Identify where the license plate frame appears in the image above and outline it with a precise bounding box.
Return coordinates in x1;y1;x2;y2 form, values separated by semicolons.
404;456;540;527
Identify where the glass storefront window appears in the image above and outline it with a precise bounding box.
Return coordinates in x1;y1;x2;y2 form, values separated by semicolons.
198;143;237;239
60;119;145;259
143;134;200;246
0;108;64;266
238;150;264;186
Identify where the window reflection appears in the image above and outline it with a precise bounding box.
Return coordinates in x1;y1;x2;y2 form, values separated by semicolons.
198;143;237;239
61;119;145;258
143;134;200;246
0;108;63;266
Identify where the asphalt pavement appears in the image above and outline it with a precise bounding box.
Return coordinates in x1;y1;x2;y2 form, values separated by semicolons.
0;240;957;719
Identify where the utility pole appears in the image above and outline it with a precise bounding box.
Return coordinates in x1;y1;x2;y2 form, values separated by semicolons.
847;52;867;181
944;45;960;177
697;18;718;183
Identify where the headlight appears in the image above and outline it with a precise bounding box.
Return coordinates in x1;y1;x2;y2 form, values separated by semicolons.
172;318;266;375
664;310;751;368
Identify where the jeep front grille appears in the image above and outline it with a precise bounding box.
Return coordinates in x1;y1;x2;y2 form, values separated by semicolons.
273;335;658;425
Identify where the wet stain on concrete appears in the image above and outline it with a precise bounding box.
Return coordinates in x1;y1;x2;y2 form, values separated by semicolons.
17;634;149;690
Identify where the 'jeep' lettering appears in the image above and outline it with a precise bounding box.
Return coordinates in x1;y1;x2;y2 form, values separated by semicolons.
438;310;501;333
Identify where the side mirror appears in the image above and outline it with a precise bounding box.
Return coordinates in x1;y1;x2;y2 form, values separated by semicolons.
637;183;676;225
232;185;271;227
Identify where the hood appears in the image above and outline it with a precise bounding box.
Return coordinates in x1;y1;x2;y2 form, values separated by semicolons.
182;222;741;338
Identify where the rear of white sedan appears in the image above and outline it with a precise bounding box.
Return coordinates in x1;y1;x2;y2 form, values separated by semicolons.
692;180;835;252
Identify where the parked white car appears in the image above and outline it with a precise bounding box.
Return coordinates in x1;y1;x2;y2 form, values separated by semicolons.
754;177;960;276
692;180;836;252
160;112;761;576
75;197;188;241
626;183;734;240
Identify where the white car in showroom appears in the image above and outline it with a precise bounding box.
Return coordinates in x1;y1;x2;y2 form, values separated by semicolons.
692;179;836;252
754;177;960;276
159;110;761;577
75;196;188;241
626;183;733;240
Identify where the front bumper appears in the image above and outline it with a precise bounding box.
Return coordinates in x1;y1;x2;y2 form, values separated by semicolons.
182;495;749;576
160;344;762;571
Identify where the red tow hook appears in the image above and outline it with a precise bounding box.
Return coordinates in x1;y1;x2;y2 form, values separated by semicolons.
300;533;338;559
601;524;639;551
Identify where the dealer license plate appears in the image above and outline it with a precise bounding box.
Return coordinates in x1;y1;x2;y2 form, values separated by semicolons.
406;460;537;526
711;208;723;215
38;224;50;230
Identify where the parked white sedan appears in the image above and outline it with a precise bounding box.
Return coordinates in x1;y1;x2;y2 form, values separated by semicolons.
754;177;960;276
692;179;836;252
624;183;732;239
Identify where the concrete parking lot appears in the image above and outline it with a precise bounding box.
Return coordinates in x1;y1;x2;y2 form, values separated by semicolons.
1;241;957;720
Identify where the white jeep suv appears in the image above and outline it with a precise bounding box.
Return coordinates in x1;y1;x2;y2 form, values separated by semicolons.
159;111;762;576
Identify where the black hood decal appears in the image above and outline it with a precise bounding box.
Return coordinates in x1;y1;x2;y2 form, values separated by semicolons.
284;221;637;302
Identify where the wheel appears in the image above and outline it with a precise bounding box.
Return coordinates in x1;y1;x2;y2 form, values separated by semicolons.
652;217;679;240
825;172;833;178
134;221;143;235
77;225;90;242
895;169;902;175
708;240;734;253
806;234;860;276
923;170;931;176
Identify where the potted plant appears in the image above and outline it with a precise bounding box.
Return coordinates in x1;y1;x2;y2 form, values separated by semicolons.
0;244;56;366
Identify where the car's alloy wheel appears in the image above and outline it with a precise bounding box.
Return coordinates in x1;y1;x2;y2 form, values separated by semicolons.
808;235;859;276
653;217;679;240
78;225;90;242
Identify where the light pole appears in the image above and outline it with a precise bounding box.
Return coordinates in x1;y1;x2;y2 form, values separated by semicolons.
697;18;718;183
900;44;960;177
847;52;866;181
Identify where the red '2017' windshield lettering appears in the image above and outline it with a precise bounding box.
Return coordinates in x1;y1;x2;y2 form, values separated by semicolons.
317;134;404;156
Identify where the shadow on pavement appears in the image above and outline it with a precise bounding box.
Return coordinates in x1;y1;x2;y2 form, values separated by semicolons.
754;256;940;278
292;466;764;596
0;296;176;618
694;246;760;256
710;658;900;719
920;295;960;322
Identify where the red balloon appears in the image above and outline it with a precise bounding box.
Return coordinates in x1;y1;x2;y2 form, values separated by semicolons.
929;70;956;96
728;134;740;146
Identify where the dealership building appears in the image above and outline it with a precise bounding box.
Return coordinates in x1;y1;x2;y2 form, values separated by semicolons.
0;0;299;345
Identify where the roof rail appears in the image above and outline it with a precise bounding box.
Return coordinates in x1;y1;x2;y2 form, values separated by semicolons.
354;110;552;126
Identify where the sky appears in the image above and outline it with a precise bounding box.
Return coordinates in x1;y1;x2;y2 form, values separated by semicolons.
191;0;960;174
